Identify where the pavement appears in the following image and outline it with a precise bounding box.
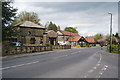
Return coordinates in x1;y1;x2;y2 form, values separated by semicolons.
2;49;71;60
1;47;119;79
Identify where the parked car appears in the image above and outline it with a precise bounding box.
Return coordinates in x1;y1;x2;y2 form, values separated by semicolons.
9;42;22;47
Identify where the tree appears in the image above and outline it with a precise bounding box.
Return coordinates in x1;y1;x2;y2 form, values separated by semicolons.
115;33;119;39
64;27;78;33
2;1;18;40
94;33;103;41
47;22;58;32
105;33;119;44
57;25;61;31
2;2;17;27
13;11;41;25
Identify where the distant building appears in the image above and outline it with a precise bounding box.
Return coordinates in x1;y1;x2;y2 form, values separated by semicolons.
85;37;96;44
57;30;86;46
68;36;86;47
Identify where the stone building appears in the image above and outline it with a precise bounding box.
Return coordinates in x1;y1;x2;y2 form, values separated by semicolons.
44;30;58;45
8;21;58;46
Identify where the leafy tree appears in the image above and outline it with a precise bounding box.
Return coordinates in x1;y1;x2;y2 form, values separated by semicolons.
64;27;78;33
2;1;18;40
94;33;103;41
2;2;17;27
115;33;119;38
105;33;119;44
47;22;58;32
13;11;41;25
105;34;110;41
57;25;61;31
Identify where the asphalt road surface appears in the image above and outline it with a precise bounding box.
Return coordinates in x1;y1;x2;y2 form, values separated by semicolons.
2;47;118;78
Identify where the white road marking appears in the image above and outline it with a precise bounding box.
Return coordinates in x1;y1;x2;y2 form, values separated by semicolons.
2;50;81;70
0;67;11;70
11;64;25;68
96;63;100;66
95;65;108;79
1;61;39;70
84;75;87;78
101;65;108;71
102;67;107;71
71;51;81;55
54;55;68;59
99;72;103;75
98;53;102;64
54;51;81;59
26;61;39;65
105;65;108;68
88;69;94;73
93;67;97;69
82;51;103;78
98;75;101;78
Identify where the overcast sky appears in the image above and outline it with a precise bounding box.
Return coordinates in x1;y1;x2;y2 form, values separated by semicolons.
13;1;118;37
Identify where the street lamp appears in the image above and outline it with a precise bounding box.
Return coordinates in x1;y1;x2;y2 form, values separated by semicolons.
70;29;72;45
108;12;112;53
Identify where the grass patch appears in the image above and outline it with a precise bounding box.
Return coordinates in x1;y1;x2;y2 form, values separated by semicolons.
106;44;120;54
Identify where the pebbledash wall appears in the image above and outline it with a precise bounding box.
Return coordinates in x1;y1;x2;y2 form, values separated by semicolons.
3;45;71;56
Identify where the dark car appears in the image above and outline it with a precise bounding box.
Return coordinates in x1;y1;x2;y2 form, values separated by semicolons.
9;42;22;47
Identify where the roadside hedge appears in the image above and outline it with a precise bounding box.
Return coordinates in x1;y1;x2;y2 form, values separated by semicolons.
107;44;120;54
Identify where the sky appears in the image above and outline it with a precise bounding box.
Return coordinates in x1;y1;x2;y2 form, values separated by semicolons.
13;0;118;37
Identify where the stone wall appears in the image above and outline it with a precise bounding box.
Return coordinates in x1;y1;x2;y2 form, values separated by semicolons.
3;46;52;56
52;45;71;49
2;45;71;56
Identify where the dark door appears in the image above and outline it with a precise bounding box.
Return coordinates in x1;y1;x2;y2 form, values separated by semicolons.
49;38;56;45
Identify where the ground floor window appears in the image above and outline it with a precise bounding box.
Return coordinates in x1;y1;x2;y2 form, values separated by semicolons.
21;37;26;44
40;38;43;44
30;38;36;44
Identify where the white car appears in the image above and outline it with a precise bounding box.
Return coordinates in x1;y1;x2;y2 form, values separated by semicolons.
58;42;69;45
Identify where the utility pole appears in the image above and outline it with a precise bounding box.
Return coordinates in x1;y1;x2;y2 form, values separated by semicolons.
70;30;72;45
108;12;112;53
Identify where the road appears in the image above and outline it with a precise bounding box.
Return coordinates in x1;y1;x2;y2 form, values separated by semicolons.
2;47;118;78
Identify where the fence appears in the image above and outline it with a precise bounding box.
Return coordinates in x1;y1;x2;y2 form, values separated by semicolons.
3;45;71;56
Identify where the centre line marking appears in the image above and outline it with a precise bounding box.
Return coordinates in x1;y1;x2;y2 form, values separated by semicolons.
84;76;87;78
88;69;94;73
98;53;102;64
96;63;100;67
1;61;39;70
93;67;97;69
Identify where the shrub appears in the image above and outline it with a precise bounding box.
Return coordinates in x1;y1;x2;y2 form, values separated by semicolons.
85;45;89;47
76;45;81;47
43;44;51;46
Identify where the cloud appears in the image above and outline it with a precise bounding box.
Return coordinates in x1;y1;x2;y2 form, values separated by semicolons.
14;0;119;2
13;2;118;36
78;29;97;37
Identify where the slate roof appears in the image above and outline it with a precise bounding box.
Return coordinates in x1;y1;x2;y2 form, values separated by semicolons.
46;30;58;38
15;21;45;29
